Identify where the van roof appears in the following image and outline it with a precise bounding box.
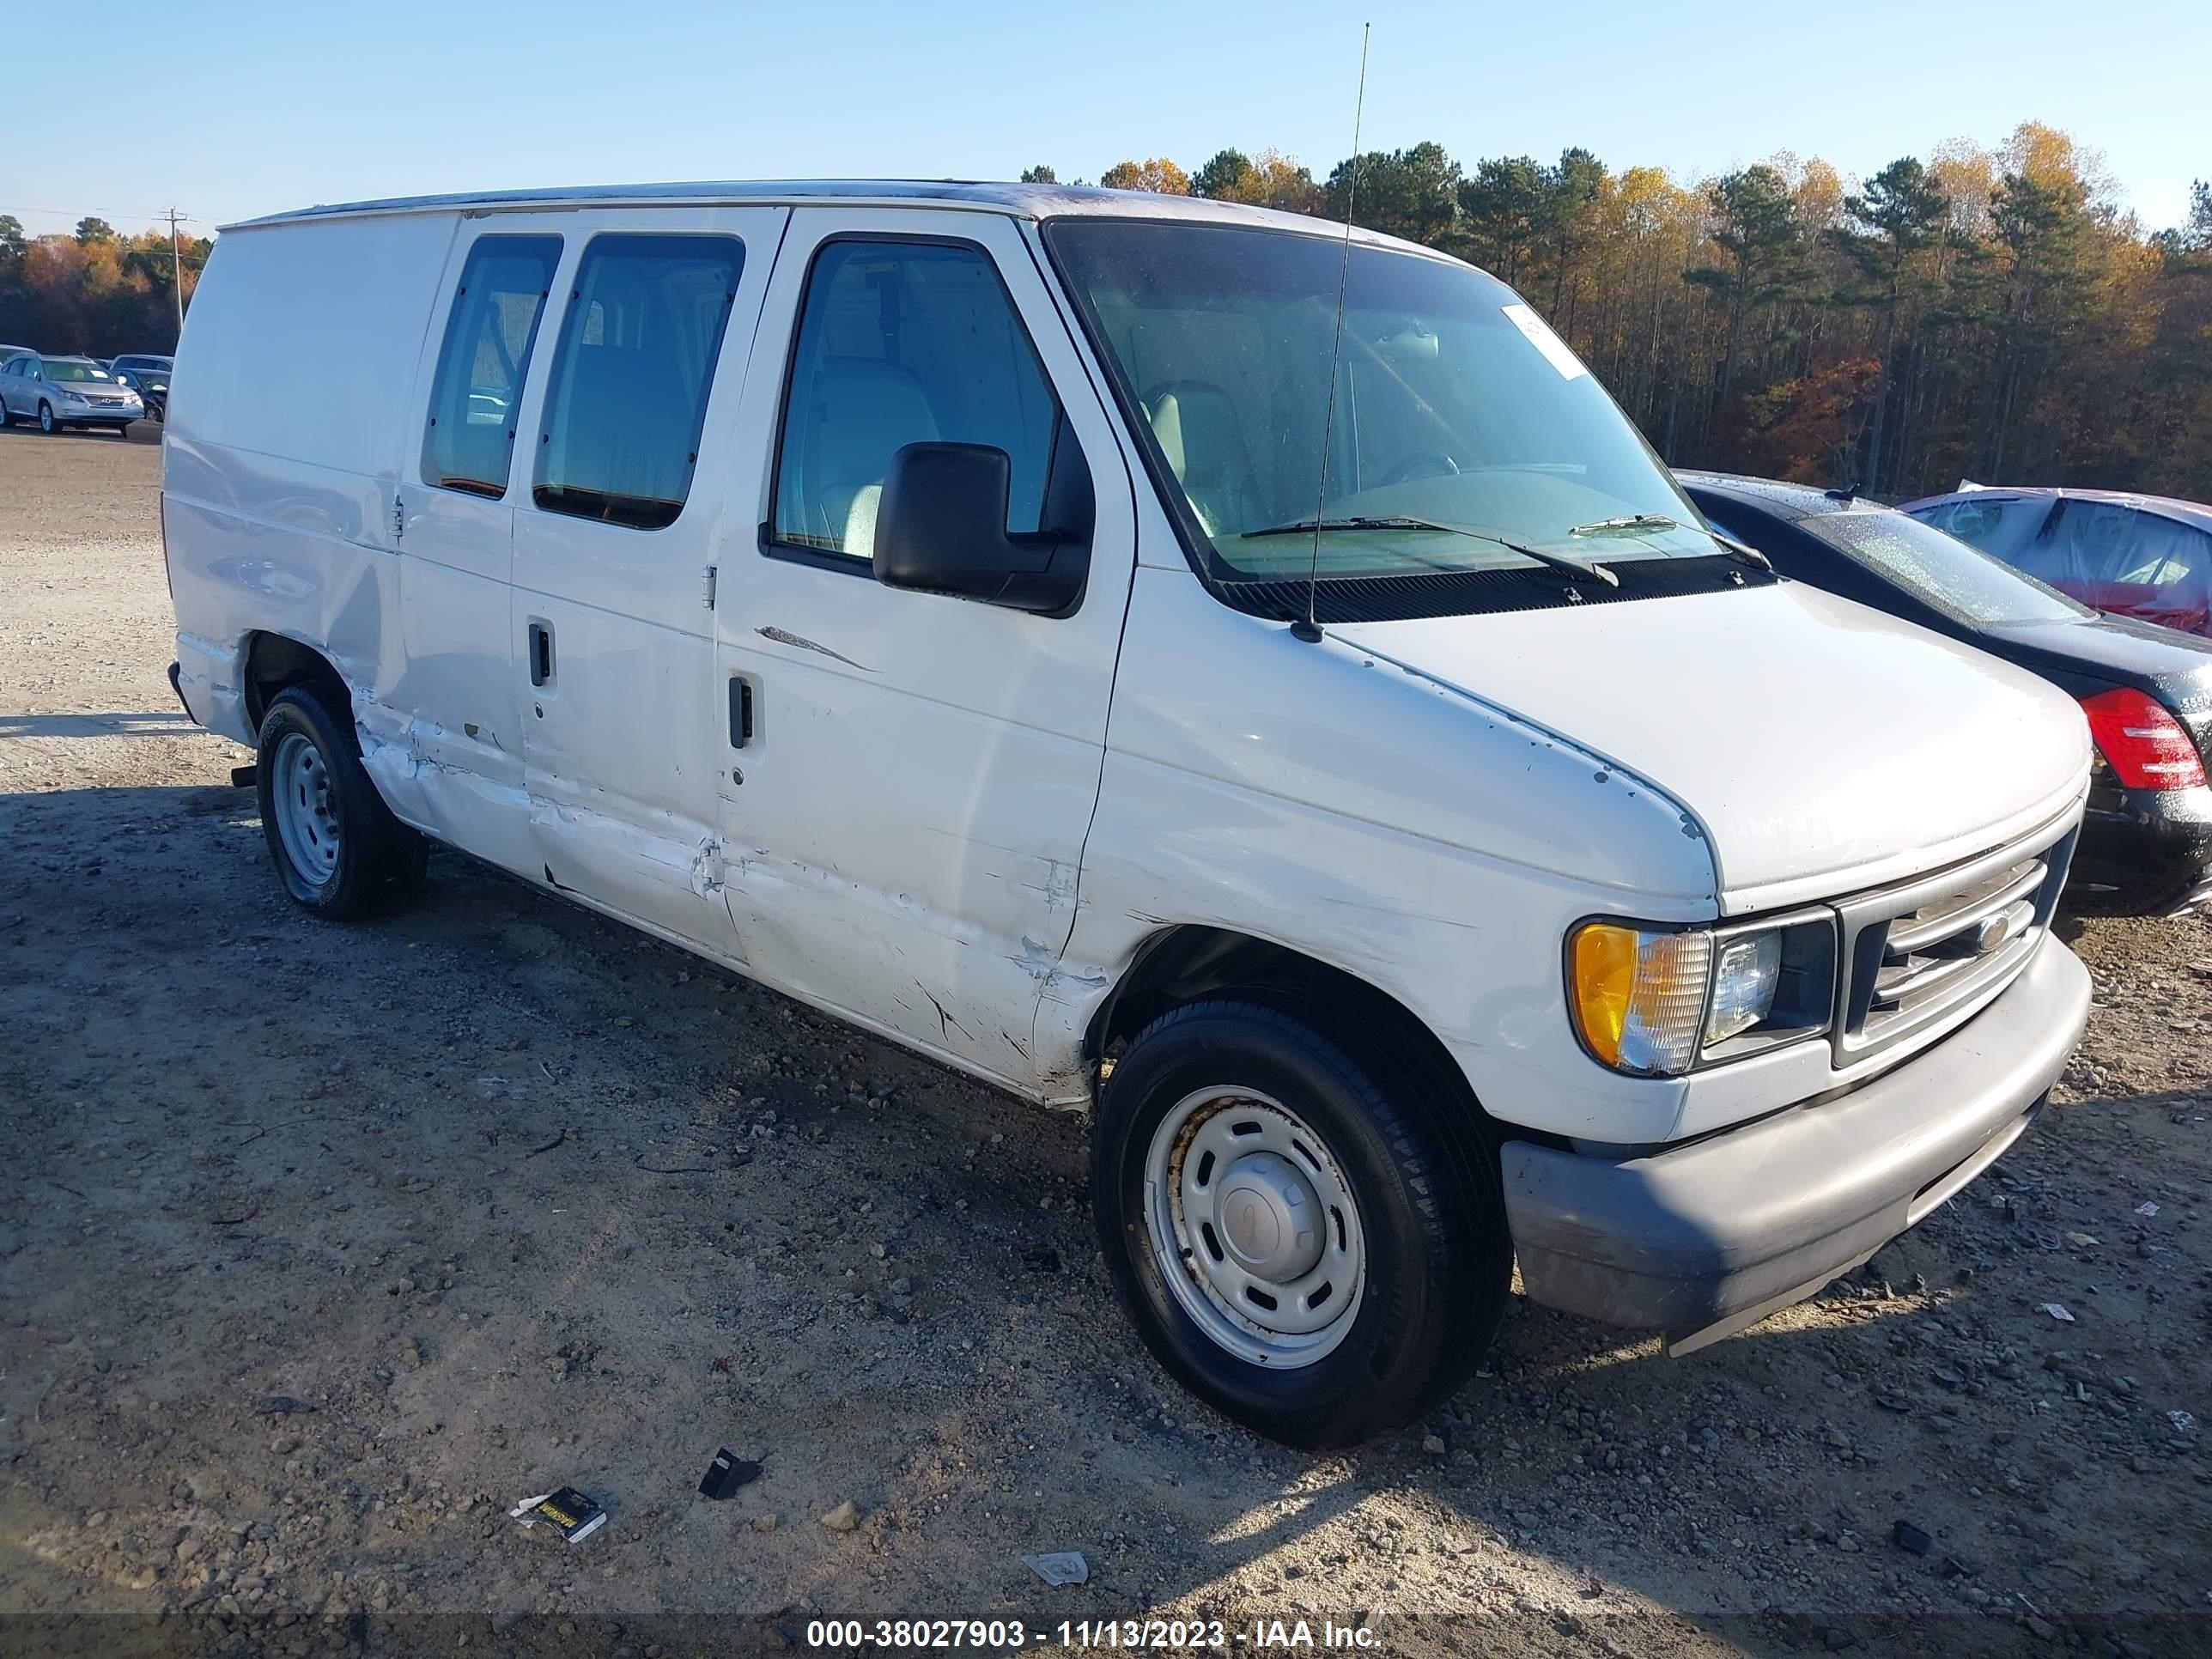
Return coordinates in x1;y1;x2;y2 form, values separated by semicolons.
224;178;1433;254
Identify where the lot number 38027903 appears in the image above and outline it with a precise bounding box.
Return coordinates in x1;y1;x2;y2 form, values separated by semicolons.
804;1619;1378;1650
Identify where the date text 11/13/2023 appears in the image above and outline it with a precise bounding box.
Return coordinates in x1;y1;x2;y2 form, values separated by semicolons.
803;1619;1379;1650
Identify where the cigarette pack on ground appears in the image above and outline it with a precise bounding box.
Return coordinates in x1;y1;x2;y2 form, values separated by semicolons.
514;1486;606;1543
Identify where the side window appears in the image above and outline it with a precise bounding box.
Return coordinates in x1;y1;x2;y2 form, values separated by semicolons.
772;240;1059;559
1914;496;2049;567
421;235;562;498
532;234;743;531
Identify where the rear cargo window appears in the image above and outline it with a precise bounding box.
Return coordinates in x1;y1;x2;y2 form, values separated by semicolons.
532;234;744;532
421;235;562;499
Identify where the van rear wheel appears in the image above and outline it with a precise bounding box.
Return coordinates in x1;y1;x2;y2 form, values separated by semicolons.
1091;1000;1509;1449
255;684;428;920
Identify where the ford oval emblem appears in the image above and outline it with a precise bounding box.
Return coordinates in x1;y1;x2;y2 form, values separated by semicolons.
1972;911;2014;955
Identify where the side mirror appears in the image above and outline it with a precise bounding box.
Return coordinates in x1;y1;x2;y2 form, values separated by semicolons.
873;441;1090;617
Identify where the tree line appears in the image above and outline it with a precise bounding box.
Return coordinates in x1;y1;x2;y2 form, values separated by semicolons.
10;129;2208;500
1029;128;2212;501
0;216;210;358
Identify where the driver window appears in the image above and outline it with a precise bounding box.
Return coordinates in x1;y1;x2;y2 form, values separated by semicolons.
771;240;1058;561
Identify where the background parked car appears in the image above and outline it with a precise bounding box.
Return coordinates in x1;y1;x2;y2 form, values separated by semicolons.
1683;472;2212;915
108;353;174;422
0;343;33;364
1901;485;2212;638
0;353;143;436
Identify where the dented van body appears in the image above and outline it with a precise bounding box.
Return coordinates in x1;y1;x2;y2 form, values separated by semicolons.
166;181;2093;1445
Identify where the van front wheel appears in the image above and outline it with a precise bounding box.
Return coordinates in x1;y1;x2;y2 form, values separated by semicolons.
255;684;428;920
1091;1000;1508;1449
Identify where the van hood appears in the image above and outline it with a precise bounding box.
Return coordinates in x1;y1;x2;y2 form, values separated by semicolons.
1332;580;2091;912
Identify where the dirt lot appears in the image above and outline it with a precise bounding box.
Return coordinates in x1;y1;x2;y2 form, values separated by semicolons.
1;428;2207;1659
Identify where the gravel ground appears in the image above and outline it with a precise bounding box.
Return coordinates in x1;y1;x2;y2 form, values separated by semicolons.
1;428;2208;1659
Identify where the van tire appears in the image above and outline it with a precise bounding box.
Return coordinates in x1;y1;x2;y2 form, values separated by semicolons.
255;684;428;920
1091;1000;1509;1449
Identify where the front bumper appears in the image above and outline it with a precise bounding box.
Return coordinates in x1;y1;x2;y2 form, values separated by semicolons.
55;400;141;423
1503;934;2090;1351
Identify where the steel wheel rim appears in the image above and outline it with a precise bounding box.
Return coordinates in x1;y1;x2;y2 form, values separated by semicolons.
271;731;341;887
1143;1085;1366;1368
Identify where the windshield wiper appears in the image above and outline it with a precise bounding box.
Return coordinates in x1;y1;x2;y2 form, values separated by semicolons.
1701;527;1774;572
1242;515;1620;586
1570;510;1774;574
1570;514;1678;538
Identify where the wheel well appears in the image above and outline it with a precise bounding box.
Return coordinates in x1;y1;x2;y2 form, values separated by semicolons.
242;633;349;731
1086;927;1498;1143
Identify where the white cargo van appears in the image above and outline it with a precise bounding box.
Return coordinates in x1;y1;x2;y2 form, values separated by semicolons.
165;181;2092;1447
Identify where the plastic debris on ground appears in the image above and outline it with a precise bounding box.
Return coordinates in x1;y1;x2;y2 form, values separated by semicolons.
2136;1201;2160;1217
1023;1551;1091;1587
699;1448;763;1501
2039;1302;2075;1322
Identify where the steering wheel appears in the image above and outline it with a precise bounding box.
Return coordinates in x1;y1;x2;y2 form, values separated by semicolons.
1379;451;1461;486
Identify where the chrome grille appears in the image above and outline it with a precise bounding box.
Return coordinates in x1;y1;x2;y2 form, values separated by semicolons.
1832;817;2077;1067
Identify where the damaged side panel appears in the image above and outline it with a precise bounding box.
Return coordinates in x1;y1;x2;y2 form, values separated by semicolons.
713;664;1104;1089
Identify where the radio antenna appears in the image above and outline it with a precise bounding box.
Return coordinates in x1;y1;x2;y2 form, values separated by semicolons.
1291;21;1370;645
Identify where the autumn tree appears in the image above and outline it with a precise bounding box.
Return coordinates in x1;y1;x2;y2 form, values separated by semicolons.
1099;158;1191;195
1193;149;1255;200
1193;149;1321;213
0;221;210;354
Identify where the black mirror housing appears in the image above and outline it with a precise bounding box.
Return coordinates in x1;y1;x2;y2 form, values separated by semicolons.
873;441;1090;616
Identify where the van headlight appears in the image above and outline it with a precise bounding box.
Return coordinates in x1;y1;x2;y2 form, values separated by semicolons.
1568;916;1834;1076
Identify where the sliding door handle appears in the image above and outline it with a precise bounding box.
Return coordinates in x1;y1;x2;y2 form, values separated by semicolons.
527;621;555;687
728;674;755;748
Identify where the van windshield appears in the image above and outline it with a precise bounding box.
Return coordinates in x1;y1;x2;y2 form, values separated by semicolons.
1043;219;1721;600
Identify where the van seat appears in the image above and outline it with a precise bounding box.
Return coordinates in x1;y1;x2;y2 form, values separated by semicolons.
798;357;939;553
1146;380;1255;538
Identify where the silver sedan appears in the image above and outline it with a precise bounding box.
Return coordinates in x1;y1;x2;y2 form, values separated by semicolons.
0;353;144;436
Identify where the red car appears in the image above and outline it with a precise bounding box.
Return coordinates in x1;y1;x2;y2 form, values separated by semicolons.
1901;485;2212;638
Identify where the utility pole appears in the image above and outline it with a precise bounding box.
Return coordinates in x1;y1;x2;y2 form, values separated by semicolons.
167;208;185;337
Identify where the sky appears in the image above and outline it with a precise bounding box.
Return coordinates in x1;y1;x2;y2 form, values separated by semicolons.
9;0;2209;242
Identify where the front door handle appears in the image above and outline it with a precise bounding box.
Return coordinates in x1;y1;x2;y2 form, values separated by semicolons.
527;620;555;687
728;675;755;748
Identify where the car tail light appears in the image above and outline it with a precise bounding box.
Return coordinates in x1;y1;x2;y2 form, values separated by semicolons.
2080;688;2206;790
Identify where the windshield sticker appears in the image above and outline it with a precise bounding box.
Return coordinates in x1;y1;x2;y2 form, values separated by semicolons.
1502;303;1588;381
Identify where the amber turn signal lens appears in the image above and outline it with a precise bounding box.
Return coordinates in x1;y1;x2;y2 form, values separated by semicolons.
1568;921;1712;1076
